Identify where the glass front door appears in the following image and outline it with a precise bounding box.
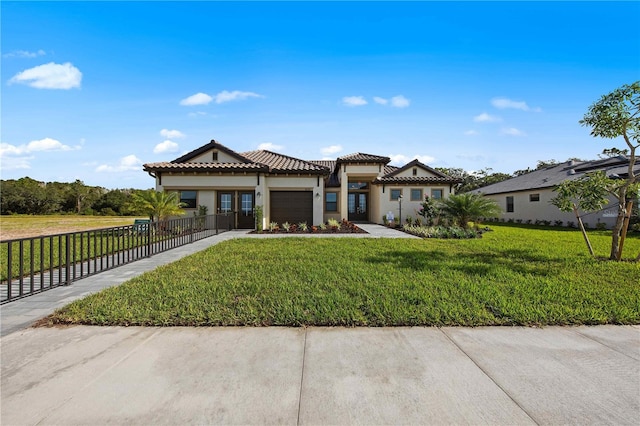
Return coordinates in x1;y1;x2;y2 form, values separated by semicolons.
237;192;255;229
348;192;368;222
217;191;255;229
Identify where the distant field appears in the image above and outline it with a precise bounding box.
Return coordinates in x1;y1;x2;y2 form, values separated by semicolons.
0;215;145;241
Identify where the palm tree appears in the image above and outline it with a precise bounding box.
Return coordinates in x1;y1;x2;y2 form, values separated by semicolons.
132;190;185;222
438;193;501;229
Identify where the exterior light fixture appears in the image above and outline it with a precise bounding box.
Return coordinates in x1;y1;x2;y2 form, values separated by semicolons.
256;192;261;198
315;192;321;199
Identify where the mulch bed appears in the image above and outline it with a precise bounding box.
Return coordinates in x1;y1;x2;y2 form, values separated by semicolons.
250;221;367;234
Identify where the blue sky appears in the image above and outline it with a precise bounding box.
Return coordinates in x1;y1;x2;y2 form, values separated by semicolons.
2;1;639;189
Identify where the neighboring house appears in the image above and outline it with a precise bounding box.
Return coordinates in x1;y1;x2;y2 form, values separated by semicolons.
143;140;460;229
473;156;640;229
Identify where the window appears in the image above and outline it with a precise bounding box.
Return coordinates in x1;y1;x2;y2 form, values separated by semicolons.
179;190;197;209
410;188;423;201
241;193;253;215
431;189;443;199
390;189;403;201
530;193;540;202
412;168;418;176
325;192;338;212
219;193;232;213
506;196;514;213
348;182;368;190
212;151;218;161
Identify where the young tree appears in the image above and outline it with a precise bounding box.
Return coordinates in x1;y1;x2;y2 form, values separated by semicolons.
131;190;185;222
438;193;501;229
552;82;639;260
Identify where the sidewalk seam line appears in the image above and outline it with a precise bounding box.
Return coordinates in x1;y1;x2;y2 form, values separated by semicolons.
571;328;640;361
439;328;541;426
297;327;308;426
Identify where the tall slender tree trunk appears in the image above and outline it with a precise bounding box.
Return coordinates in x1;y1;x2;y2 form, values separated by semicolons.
609;188;628;260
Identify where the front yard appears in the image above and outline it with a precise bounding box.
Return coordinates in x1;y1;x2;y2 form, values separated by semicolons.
44;224;640;327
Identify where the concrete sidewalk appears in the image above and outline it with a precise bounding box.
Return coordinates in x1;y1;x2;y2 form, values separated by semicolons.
1;325;638;425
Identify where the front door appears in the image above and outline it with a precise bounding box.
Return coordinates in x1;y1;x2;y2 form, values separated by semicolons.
217;191;255;229
237;192;255;229
348;192;368;222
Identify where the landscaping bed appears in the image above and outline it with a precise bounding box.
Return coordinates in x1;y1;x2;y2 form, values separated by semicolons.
251;219;367;234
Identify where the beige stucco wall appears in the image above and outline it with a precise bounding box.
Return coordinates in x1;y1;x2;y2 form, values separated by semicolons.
483;189;619;228
189;149;238;163
376;185;453;224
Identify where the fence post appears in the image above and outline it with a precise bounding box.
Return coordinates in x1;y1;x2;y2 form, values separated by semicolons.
190;216;195;244
147;221;153;257
65;234;72;285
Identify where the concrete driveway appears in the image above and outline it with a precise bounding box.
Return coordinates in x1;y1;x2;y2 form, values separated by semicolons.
2;325;638;425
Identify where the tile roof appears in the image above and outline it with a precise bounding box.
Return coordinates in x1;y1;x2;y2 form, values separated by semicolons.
143;162;268;173
337;153;391;163
374;176;462;185
310;160;336;170
171;140;250;164
383;159;451;179
241;150;330;174
473;156;639;195
383;165;399;175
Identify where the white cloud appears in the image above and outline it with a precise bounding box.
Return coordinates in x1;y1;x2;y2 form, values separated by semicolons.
501;127;526;136
96;155;143;173
390;95;410;108
473;112;501;122
3;49;46;58
388;154;435;166
464;130;478;136
342;96;367;107
159;129;185;139
180;92;213;106
188;111;208;117
9;62;82;89
321;145;343;156
0;138;79;170
154;140;179;154
257;142;284;151
0;138;78;157
491;97;528;110
373;97;388;105
215;90;263;104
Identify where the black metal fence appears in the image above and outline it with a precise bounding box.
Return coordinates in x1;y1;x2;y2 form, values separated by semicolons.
0;214;232;304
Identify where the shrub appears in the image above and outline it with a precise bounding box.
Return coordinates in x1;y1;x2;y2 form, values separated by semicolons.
254;205;263;232
298;222;308;232
269;222;279;232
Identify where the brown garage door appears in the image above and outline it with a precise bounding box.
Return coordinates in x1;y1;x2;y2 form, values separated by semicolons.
270;191;313;224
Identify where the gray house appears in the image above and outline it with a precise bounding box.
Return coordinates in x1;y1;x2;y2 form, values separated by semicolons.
473;156;639;229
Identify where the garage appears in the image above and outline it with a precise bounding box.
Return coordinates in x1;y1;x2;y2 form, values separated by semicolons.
270;191;313;225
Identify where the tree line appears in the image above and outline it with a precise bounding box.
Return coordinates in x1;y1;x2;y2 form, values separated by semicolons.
0;177;152;216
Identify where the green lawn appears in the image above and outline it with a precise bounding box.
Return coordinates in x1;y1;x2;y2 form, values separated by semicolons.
46;224;640;327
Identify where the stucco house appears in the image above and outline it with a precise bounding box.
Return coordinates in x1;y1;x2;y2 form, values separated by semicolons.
143;140;461;229
473;156;639;229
